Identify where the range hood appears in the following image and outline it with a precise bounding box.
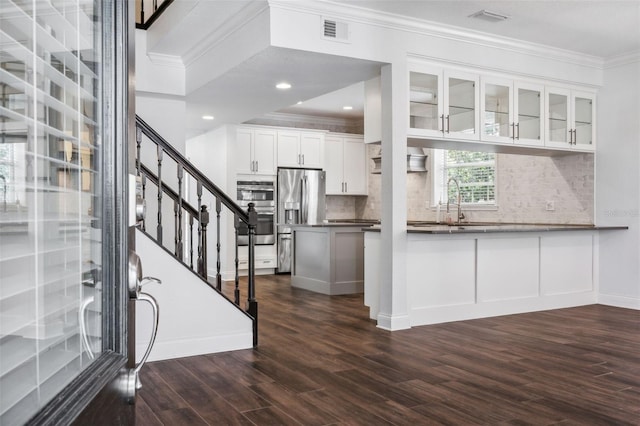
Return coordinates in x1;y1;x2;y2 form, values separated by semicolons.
371;147;428;174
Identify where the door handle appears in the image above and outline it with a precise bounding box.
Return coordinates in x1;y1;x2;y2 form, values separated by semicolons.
128;251;162;390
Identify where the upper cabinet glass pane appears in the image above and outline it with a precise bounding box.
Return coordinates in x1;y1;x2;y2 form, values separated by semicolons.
548;93;568;143
518;88;541;141
448;78;475;134
409;71;439;131
0;1;104;424
484;83;510;138
574;97;593;146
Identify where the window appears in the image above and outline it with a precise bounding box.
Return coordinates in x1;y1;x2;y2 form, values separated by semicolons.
432;149;497;207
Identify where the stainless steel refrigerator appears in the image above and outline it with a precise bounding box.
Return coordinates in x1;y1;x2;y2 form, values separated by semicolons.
277;168;326;273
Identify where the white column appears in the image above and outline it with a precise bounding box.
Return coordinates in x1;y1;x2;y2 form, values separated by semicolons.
377;62;410;330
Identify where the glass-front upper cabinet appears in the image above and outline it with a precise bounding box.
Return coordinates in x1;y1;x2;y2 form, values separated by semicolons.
546;87;595;151
480;78;544;146
514;82;544;146
409;65;479;141
572;91;596;150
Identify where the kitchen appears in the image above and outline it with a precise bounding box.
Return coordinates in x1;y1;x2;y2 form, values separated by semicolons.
188;68;615;323
139;1;639;335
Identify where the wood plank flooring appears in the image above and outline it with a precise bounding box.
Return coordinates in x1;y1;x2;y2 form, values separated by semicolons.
136;274;640;425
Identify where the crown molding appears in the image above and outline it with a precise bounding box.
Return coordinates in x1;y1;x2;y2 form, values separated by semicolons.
182;1;269;67
268;0;605;70
147;52;184;68
604;51;640;69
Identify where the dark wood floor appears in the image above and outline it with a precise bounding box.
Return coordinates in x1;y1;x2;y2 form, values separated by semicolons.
136;274;640;425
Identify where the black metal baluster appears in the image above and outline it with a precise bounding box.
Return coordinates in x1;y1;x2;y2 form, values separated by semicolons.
189;214;194;269
141;174;147;232
173;200;179;257
197;182;203;277
136;126;142;176
156;145;163;244
247;203;258;347
216;198;222;291
200;205;209;282
176;165;184;261
234;215;240;305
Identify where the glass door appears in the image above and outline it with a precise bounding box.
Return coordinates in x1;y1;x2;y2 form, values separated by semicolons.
0;1;130;424
514;82;544;147
480;77;513;143
444;70;479;141
409;67;444;138
545;87;571;148
572;92;595;150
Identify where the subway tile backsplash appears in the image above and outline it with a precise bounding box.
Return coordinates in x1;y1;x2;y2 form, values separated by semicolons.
337;146;594;224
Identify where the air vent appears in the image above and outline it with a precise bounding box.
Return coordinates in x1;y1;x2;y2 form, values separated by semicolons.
323;18;349;42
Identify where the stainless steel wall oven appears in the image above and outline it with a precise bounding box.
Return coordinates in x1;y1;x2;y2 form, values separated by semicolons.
236;180;275;245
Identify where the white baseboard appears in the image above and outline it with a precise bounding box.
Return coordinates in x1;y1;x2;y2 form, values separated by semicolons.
137;332;253;363
377;312;411;331
410;292;597;326
598;293;640;310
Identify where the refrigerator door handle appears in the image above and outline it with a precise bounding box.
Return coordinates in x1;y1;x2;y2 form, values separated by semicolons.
301;175;308;223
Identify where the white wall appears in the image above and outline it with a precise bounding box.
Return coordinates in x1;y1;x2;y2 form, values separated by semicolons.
135;230;253;362
185;126;233;280
135;29;185;96
596;58;640;308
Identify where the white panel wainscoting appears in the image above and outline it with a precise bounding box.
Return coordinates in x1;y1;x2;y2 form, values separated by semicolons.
291;225;365;295
364;230;599;327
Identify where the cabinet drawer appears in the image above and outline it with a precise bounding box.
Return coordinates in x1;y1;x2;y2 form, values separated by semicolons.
238;257;276;270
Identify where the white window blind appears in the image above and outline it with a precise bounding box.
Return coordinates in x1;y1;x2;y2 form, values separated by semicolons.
0;1;103;424
433;149;497;207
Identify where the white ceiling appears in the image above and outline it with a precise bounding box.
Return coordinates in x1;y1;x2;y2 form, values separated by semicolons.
267;0;640;126
338;0;640;59
168;0;640;136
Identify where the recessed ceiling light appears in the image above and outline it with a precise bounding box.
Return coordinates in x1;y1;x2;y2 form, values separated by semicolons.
343;105;353;110
296;101;303;105
202;115;214;120
276;82;292;90
469;9;509;22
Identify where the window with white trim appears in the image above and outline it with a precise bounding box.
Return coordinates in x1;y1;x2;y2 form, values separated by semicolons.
432;149;497;208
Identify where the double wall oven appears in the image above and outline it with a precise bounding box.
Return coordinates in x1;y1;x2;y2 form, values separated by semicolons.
236;180;275;245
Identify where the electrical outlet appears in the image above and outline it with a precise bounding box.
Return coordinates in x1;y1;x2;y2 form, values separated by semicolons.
545;200;555;211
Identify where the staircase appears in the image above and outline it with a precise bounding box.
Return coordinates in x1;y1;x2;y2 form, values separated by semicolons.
134;115;259;359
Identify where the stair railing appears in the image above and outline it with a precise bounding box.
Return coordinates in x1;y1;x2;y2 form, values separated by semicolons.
135;0;175;29
135;115;258;346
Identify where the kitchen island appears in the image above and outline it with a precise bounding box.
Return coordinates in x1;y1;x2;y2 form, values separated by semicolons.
290;222;373;295
365;223;627;326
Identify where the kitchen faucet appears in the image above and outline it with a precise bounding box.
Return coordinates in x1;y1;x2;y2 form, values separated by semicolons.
446;177;464;225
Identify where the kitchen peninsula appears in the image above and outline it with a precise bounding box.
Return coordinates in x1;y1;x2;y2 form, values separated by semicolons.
364;223;627;326
290;222;374;295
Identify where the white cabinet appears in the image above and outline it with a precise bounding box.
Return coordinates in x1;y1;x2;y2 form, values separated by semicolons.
236;127;277;175
545;88;595;151
480;77;544;146
277;130;323;169
409;65;480;141
408;61;596;154
325;134;367;195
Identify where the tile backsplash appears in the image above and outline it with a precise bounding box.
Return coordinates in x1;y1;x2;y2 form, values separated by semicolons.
338;146;594;225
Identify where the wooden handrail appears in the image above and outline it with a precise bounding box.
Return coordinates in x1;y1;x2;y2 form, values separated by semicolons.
136;115;251;224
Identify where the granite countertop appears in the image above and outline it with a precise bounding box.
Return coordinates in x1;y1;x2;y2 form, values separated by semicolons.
287;221;376;228
363;222;628;234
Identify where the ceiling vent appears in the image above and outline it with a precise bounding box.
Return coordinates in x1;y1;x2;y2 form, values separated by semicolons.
323;18;349;42
468;9;510;22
